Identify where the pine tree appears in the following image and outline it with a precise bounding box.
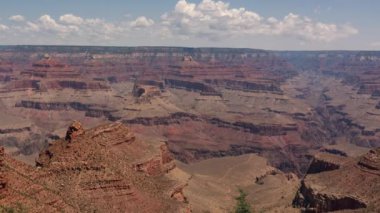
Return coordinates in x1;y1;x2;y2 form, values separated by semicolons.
234;189;252;213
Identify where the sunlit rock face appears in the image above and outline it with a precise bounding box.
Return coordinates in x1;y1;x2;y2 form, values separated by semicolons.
1;122;187;212
1;46;380;176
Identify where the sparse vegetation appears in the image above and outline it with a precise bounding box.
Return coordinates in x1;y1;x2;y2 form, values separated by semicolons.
0;203;28;213
234;189;252;213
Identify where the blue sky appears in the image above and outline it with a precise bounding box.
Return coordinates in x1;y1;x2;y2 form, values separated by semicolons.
0;0;379;50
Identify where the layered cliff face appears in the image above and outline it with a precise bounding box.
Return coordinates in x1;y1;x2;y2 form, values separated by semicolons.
1;46;380;180
1;46;380;211
0;122;188;212
0;46;306;174
293;149;380;212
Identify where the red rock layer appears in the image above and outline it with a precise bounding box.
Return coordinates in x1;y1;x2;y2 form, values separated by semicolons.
1;122;188;212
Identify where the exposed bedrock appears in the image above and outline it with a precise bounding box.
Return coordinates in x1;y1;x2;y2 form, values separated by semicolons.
293;148;380;212
0;147;6;190
301;101;380;148
164;79;222;96
65;120;85;142
0;127;31;134
319;148;348;157
357;148;380;173
133;144;176;176
125;113;312;175
293;180;367;212
15;100;119;120
281;51;380;96
124;112;297;136
5;80;41;91
46;80;110;90
2;121;188;212
305;154;343;174
204;78;283;94
138;80;165;90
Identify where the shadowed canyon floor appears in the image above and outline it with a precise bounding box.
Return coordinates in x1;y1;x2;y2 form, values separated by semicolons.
1;46;380;212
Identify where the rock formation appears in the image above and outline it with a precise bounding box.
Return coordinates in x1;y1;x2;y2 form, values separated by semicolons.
0;147;6;190
358;148;380;174
64;120;85;142
1;122;189;212
293;149;380;212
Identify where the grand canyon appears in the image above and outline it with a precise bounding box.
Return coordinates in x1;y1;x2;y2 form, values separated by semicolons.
0;46;379;212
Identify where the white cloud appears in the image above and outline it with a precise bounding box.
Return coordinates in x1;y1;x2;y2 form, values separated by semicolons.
0;24;9;31
161;0;358;42
25;21;40;32
0;0;358;47
38;15;74;34
9;15;25;22
59;14;84;25
130;16;155;28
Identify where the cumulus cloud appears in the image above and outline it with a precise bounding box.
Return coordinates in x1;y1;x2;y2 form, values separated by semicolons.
0;24;9;31
0;0;358;46
59;14;84;25
9;15;25;22
38;15;76;34
130;16;154;28
161;0;358;42
0;14;125;43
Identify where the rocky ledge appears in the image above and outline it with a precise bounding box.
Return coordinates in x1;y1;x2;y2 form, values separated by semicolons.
357;148;380;174
293;148;380;212
305;153;346;174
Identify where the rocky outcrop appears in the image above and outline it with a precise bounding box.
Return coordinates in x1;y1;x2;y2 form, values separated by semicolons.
293;181;367;212
169;183;188;203
357;148;380;174
47;80;110;90
0;127;31;134
204;79;283;94
320;148;347;157
293;149;380;212
15;100;118;120
133;144;176;176
65;120;85;142
0;147;6;190
5;80;41;91
132;84;161;103
3;122;189;212
164;79;221;96
306;153;344;174
16;100;91;111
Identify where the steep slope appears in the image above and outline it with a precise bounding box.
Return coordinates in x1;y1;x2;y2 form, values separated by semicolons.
293;148;380;212
0;121;188;212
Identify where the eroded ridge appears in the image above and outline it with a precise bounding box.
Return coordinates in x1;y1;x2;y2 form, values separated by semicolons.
1;121;189;212
293;149;380;212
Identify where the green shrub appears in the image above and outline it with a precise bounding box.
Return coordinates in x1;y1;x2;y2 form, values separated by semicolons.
234;189;251;213
0;203;28;213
